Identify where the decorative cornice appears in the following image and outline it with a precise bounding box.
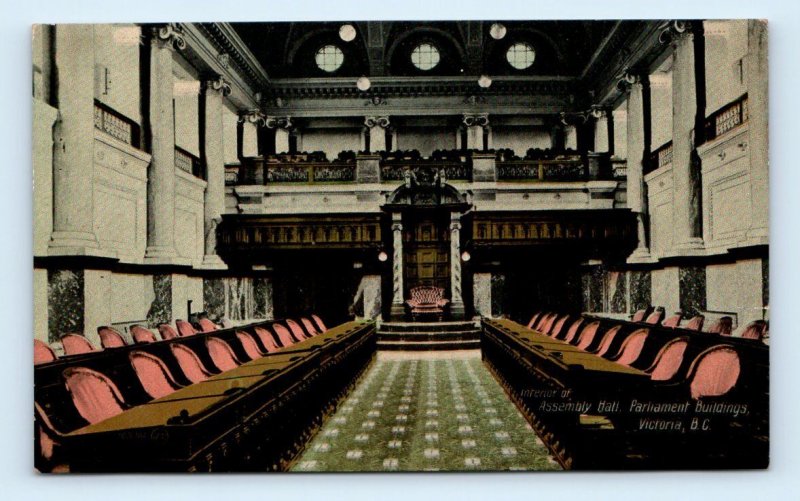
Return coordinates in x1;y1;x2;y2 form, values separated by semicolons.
193;23;271;90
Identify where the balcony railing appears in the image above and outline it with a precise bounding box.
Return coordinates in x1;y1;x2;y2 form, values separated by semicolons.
611;159;628;179
232;157;356;185
175;146;204;179
381;160;471;182
497;158;586;181
704;94;749;142
93;100;140;148
645;141;673;175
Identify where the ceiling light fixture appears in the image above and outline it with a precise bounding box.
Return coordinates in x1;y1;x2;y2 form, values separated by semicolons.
356;76;371;91
339;24;357;42
490;23;507;40
478;75;492;88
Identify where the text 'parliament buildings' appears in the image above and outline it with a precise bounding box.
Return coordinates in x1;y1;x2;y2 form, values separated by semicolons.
32;20;769;472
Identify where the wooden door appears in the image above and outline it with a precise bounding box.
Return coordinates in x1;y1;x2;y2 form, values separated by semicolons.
403;216;450;294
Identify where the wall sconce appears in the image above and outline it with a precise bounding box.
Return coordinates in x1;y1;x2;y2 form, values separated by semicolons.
461;250;471;262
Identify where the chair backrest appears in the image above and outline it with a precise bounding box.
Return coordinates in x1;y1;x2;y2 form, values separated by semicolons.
684;316;705;331
631;309;648;322
63;367;126;425
301;317;319;336
286;319;308;341
739;320;767;341
254;326;282;353
575;322;601;350
614;328;650;366
198;318;218;332
549;315;570;338
158;324;180;341
534;312;552;331
34;401;60;462
647;336;689;381
206;337;242;372
410;286;444;304
541;314;559;335
60;333;98;356
594;325;623;357
176;319;198;337
706;316;733;336
98;326;127;349
311;314;328;332
236;331;264;360
662;313;682;329
562;318;585;343
644;309;665;325
129;351;182;400
687;345;741;399
131;325;158;344
34;339;57;365
170;344;213;383
272;323;296;347
526;312;541;329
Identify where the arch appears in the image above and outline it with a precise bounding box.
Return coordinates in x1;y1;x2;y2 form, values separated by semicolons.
386;25;467;76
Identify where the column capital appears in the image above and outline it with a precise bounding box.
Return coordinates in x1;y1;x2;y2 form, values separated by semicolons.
152;23;187;51
658;20;694;45
239;109;266;127
391;222;403;232
462;113;489;127
364;116;390;129
265;116;293;130
203;76;232;97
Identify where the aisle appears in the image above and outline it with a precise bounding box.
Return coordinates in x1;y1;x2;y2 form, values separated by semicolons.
292;351;560;472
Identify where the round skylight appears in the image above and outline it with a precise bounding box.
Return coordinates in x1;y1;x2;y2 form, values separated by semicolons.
411;43;440;71
315;45;344;72
506;42;535;70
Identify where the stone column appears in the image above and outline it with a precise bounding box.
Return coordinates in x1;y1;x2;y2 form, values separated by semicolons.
473;272;492;318
200;77;230;269
449;212;466;319
365;116;389;152
463;114;488;150
565;125;578;150
627;78;651;260
671;32;704;251
49;24;99;255
746;20;769;241
594;111;609;153
144;26;183;262
265;116;293;154
389;212;405;319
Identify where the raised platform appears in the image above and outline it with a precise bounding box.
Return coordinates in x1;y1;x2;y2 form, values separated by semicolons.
377;320;481;351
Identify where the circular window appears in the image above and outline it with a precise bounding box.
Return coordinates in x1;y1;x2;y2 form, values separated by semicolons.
315;45;344;72
410;43;440;71
506;43;536;70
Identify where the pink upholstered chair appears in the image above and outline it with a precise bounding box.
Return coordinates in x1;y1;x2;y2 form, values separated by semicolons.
405;286;449;318
706;316;733;336
35;401;64;466
575;322;601;350
236;331;265;360
206;337;243;372
62;367;127;425
131;325;158;344
254;326;282;353
662;313;683;329
644;309;665;325
631;309;648;322
301;317;319;336
176;319;199;337
158;324;180;341
34;339;58;365
535;313;554;332
170;344;214;383
592;325;623;357
198;318;219;332
60;333;99;356
129;351;183;400
686;345;741;399
286;319;309;341
739;320;768;342
272;324;296;347
684;316;705;331
98;326;127;349
526;312;542;329
612;328;650;366
562;318;585;343
646;336;689;381
548;315;570;338
541;314;559;336
311;314;328;332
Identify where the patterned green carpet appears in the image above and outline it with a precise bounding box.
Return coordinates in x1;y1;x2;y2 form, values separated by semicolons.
292;352;560;472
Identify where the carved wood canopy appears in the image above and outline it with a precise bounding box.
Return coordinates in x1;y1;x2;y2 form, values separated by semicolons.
382;170;470;211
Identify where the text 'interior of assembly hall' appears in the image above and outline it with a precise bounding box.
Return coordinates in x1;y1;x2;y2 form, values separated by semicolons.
32;20;769;472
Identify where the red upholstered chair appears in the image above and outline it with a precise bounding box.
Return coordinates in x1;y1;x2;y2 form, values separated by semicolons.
198;318;219;332
644;309;665;325
98;326;127;349
631;309;648;322
158;324;180;341
739;320;768;342
684;316;705;332
131;325;158;344
611;328;649;366
549;315;570;338
272;324;297;347
129;351;183;400
236;331;266;360
706;316;733;336
63;367;127;425
406;286;449;318
35;402;64;467
575;322;601;350
592;325;623;357
60;333;99;356
254;326;282;353
206;337;243;372
176;319;199;337
286;319;309;341
312;314;328;332
34;339;58;365
661;313;683;329
562;318;585;343
526;312;542;329
646;336;689;381
170;344;214;383
301;317;319;336
686;345;741;399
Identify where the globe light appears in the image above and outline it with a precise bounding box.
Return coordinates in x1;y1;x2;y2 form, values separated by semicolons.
357;76;371;91
339;24;357;42
478;75;492;88
461;251;471;262
378;250;388;262
490;23;507;40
